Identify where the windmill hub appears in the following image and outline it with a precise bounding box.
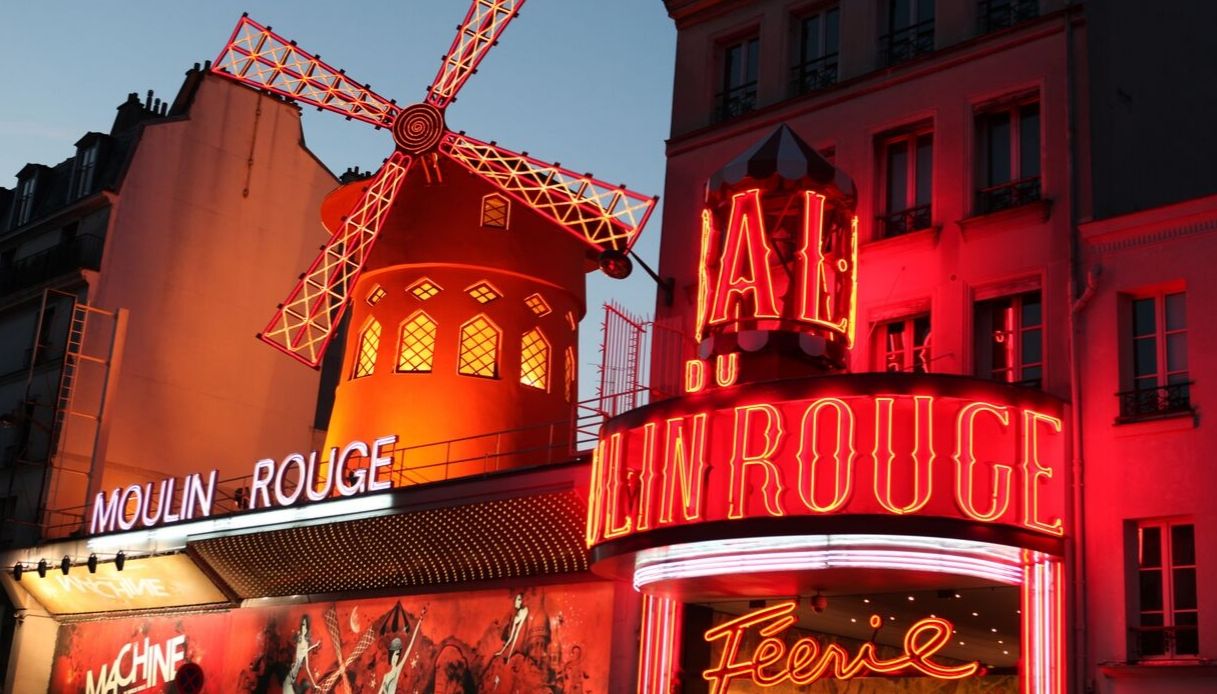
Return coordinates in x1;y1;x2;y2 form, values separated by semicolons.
392;102;446;154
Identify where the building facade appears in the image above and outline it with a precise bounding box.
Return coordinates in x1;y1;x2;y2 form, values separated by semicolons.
2;1;1216;693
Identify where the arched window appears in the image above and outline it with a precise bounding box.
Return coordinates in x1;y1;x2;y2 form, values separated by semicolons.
564;346;575;402
397;311;437;373
458;314;500;378
353;319;381;379
520;328;550;391
481;193;510;229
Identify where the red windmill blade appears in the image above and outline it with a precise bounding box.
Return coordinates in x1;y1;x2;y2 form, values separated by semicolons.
211;2;658;367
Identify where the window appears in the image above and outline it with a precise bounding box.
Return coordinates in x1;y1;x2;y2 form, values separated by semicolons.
716;35;759;122
975;98;1041;214
397;311;437;373
876;314;931;373
1133;520;1198;659
520;328;550;391
366;285;386;306
1121;292;1189;419
458;315;500;378
353;319;381;379
13;175;36;227
974;291;1042;387
407;277;441;301
978;0;1039;33
73;142;99;198
481;193;510;229
791;7;839;96
877;127;933;237
466;281;502;304
524;293;551;317
564;346;575;402
881;0;935;66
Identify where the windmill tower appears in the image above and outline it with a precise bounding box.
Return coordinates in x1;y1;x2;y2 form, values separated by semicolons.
211;3;656;481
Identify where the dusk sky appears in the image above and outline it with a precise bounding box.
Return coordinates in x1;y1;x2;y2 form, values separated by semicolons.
0;1;677;400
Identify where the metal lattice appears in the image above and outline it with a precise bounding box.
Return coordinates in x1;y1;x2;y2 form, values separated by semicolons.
354;320;381;378
397;311;437;372
458;315;500;377
212;4;657;367
520;328;549;390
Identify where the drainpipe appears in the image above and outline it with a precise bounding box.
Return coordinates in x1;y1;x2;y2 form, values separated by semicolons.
1062;2;1093;692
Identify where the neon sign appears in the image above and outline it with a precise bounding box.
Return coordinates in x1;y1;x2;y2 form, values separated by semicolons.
698;188;858;348
89;435;398;535
587;375;1066;548
702;601;979;694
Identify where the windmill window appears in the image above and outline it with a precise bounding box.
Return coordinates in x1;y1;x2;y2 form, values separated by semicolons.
481;193;510;229
397;311;437;373
466;281;502;304
524;293;551;317
458;315;500;378
366;284;387;306
353;319;382;379
565;311;577;331
564;346;575;402
408;277;442;301
520;328;550;391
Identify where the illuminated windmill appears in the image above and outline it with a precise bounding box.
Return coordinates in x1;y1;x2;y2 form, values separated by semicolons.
211;4;656;476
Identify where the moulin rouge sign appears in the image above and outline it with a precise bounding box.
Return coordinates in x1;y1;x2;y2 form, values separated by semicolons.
89;435;399;535
586;375;1066;547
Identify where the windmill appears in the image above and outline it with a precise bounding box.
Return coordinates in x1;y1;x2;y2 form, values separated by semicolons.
210;2;657;477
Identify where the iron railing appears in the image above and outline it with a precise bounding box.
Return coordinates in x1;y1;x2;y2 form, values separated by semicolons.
975;176;1041;215
0;234;103;296
714;81;758;122
978;0;1039;33
879;204;932;238
1118;382;1192;420
790;53;839;96
880;20;935;66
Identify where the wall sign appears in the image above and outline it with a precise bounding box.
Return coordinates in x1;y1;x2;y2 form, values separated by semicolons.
89;435;398;535
702;601;979;693
587;376;1066;549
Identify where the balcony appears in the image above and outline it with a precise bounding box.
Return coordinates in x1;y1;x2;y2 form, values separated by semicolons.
714;81;758;123
790;53;839;97
880;20;935;67
878;204;932;239
975;176;1041;215
1118;382;1193;421
978;0;1039;34
0;234;103;296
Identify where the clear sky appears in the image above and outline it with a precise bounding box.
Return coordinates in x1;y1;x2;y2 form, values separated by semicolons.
0;0;676;401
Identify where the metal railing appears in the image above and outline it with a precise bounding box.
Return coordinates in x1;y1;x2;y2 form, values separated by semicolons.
978;0;1039;33
0;234;103;295
790;54;838;96
880;20;935;66
975;176;1041;215
714;82;758;122
1118;382;1192;420
879;204;932;238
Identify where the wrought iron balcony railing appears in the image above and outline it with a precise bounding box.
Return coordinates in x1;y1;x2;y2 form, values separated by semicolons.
975;176;1041;215
879;204;932;238
714;82;758;122
978;0;1039;34
790;54;839;97
0;234;103;296
880;20;935;66
1118;382;1193;420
